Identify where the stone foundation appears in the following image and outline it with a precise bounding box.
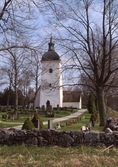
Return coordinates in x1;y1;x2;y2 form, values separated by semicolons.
0;128;118;147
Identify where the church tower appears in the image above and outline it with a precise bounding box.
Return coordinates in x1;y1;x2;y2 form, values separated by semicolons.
39;37;63;108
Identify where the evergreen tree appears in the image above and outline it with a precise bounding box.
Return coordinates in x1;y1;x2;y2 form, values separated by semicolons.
32;113;43;129
22;117;35;130
87;94;97;114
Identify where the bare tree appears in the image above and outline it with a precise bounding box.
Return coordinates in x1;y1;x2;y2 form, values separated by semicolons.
0;0;38;46
44;0;118;126
27;50;42;109
18;69;32;108
0;46;31;113
0;0;47;111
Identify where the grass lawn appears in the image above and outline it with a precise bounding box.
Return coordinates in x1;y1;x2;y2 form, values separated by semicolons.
0;108;117;132
0;108;78;128
0;144;118;167
51;111;104;131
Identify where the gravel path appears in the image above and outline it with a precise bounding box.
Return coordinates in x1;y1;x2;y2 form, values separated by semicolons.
43;109;86;125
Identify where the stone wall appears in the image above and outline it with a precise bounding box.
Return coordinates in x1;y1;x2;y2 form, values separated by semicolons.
0;128;118;147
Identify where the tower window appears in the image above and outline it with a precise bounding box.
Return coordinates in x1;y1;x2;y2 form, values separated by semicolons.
49;68;53;73
49;83;51;87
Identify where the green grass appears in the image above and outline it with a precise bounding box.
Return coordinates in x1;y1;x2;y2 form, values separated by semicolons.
0;145;118;167
0;109;78;128
0;122;22;128
0;110;104;131
52;109;77;117
51;111;104;132
0;108;116;131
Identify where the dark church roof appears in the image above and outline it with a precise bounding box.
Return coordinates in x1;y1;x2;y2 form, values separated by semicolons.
42;51;60;61
63;91;81;102
42;37;60;61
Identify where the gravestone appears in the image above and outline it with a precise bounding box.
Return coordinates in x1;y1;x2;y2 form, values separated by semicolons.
56;122;61;129
57;104;59;111
36;119;40;129
47;104;52;112
48;120;52;129
41;105;45;111
46;100;50;111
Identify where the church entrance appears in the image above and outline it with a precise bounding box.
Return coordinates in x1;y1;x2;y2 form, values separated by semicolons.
46;100;50;110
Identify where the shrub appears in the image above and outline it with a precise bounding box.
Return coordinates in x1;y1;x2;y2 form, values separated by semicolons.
90;113;98;121
2;108;7;112
18;109;24;114
22;117;35;130
29;109;36;113
7;108;12;111
32;113;43;129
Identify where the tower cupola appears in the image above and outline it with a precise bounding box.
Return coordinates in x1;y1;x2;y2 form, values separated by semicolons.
42;37;60;61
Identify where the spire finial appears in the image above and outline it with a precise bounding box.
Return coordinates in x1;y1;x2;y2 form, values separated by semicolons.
50;34;52;43
48;34;54;51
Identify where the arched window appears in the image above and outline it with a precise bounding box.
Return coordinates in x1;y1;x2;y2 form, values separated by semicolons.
49;68;53;73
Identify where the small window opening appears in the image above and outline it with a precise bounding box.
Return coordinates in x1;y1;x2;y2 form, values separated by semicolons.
49;83;51;87
49;68;53;73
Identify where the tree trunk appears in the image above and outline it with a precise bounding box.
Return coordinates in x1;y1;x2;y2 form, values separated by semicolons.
33;87;40;110
7;87;10;108
97;87;107;126
33;97;36;110
14;86;18;115
33;92;37;110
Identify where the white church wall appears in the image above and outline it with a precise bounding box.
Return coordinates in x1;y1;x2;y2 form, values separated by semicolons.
40;60;63;108
63;102;81;109
59;62;63;107
79;96;82;109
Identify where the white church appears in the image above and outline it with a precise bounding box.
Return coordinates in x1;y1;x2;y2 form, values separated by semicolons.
35;37;82;109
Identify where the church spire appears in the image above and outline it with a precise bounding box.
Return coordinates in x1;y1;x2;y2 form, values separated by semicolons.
48;36;55;51
50;35;52;43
